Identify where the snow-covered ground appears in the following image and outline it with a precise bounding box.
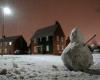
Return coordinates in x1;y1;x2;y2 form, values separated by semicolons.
0;54;99;80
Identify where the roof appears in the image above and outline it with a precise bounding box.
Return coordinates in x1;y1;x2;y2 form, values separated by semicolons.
0;35;23;42
32;21;61;38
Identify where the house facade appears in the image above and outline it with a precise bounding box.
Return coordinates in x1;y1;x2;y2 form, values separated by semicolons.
0;35;27;55
31;21;66;55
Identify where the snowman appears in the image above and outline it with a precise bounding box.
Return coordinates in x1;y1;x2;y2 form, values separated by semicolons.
61;28;93;71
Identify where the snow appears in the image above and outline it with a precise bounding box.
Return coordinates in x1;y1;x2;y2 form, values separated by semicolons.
61;28;93;71
0;54;99;80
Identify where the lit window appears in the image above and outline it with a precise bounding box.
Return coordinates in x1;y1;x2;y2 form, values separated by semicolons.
46;45;49;51
61;45;64;50
34;46;37;53
9;42;12;45
61;37;64;42
5;48;7;54
57;44;60;51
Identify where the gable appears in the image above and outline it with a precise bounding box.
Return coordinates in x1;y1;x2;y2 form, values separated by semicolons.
54;24;65;37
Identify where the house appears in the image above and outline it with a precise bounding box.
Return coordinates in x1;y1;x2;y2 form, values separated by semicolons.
66;36;70;46
31;21;66;55
0;35;28;55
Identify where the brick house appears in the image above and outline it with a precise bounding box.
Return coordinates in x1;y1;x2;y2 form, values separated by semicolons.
0;35;27;55
31;21;66;55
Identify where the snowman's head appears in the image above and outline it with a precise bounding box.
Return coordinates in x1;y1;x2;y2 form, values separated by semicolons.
70;28;84;43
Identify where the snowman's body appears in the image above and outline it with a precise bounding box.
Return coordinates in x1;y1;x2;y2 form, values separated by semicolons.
61;28;93;71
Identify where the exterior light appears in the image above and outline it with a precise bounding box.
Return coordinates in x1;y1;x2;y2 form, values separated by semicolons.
3;7;12;15
9;42;12;45
0;6;12;55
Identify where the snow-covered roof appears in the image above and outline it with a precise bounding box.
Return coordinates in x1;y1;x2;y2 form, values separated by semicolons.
0;35;23;42
32;21;64;39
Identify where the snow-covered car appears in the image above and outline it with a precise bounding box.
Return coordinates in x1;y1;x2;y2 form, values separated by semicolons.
14;50;28;55
93;49;100;53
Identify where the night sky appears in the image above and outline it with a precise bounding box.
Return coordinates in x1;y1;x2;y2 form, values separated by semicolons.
0;0;100;44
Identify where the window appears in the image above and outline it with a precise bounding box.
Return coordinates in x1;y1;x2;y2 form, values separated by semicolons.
37;38;41;42
0;49;1;53
40;37;42;42
40;45;42;52
9;42;12;45
34;46;37;53
56;36;59;41
46;45;49;51
57;44;60;51
34;38;37;43
61;45;64;50
4;48;7;54
0;43;2;46
46;36;49;41
5;42;8;46
61;37;64;42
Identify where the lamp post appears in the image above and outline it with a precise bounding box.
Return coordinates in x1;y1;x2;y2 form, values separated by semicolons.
1;7;12;55
2;7;12;37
